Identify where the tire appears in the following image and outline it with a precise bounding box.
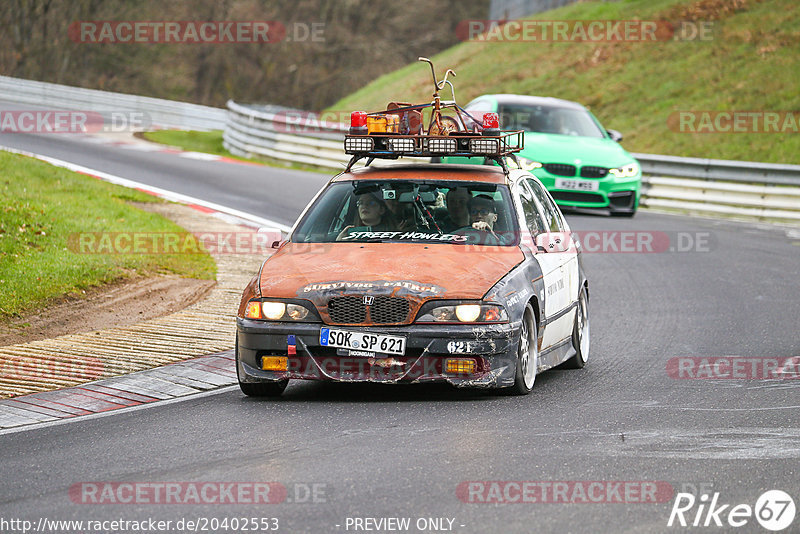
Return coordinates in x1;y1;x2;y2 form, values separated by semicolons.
564;287;589;369
239;380;288;398
506;304;538;395
236;337;288;397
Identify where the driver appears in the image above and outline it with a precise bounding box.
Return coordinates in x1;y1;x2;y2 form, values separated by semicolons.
552;111;575;135
468;194;498;233
454;194;506;245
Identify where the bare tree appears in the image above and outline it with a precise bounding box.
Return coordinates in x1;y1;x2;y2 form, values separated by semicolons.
0;0;488;109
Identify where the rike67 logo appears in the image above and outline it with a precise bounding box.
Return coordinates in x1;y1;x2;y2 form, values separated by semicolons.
668;490;796;531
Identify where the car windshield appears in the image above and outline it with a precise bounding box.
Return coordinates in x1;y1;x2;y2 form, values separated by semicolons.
498;103;606;138
292;180;519;246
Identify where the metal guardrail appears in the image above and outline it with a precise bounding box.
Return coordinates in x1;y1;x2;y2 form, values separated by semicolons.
223;100;350;169
640;176;800;221
225;100;800;222
2;73;797;223
223;100;428;170
634;154;800;221
633;153;800;187
0;75;226;131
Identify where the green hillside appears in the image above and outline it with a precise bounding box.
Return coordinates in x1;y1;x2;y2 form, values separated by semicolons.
329;0;799;164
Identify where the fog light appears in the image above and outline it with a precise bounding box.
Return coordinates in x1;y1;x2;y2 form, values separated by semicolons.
262;356;288;371
469;138;500;154
388;137;416;152
344;136;374;152
445;358;476;374
428;138;457;153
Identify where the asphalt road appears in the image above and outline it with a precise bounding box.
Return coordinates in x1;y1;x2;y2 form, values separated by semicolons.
1;117;799;533
0;100;329;228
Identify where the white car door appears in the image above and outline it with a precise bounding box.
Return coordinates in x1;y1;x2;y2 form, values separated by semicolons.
525;178;579;348
514;179;568;351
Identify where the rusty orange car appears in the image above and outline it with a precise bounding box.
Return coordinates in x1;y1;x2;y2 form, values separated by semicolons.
235;163;589;397
236;84;589;396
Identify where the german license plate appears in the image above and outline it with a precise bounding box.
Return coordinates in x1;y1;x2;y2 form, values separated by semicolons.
555;178;599;192
320;328;406;356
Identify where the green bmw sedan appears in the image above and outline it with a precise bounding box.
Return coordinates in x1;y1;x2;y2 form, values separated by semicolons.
442;94;641;217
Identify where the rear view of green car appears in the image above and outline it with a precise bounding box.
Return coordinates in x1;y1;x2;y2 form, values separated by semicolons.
441;94;641;217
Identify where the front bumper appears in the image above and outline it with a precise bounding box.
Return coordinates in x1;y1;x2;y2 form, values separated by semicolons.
236;319;521;389
537;172;641;214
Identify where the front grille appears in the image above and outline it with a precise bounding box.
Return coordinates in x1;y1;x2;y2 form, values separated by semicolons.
370;296;410;323
543;163;576;177
580;166;609;178
551;191;606;204
328;296;366;323
327;296;410;324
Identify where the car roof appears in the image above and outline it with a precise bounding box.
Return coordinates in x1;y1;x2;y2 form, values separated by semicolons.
333;163;511;185
478;94;587;111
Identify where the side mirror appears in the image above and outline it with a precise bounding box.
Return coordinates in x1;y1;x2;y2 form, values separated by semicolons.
535;232;575;253
256;227;285;250
607;129;623;142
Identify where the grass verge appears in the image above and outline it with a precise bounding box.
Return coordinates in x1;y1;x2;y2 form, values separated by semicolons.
140;129;230;156
328;0;798;164
0;151;216;319
140;130;330;173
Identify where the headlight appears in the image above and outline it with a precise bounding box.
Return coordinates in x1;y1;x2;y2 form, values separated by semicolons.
416;302;508;323
608;162;640;178
287;304;309;320
261;302;286;320
455;304;481;322
244;300;316;321
505;156;543;172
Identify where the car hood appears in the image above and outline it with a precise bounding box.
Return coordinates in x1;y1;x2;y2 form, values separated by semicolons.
259;242;525;303
521;132;635;168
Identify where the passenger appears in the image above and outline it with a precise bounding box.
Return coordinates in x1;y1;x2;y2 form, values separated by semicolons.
337;192;393;240
438;187;471;233
384;198;416;232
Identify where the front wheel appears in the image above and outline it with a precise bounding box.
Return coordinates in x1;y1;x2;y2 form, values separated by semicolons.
564;287;589;369
506;304;538;395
